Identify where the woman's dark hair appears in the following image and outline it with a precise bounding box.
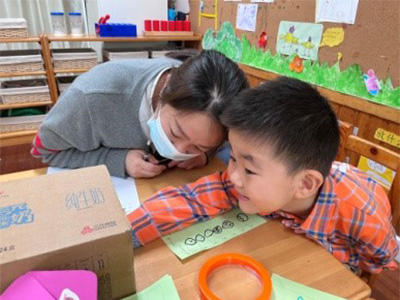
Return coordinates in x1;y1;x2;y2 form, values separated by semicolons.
162;49;249;120
221;77;340;178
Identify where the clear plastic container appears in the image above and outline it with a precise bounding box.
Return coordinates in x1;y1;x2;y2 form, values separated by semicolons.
50;12;67;36
69;12;84;36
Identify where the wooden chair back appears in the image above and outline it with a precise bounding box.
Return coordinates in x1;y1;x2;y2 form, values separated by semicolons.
336;121;400;234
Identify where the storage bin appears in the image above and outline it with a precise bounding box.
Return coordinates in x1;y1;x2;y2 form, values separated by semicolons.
0;79;50;104
151;50;171;59
50;12;67;36
0;114;46;133
102;48;150;61
56;76;77;94
52;48;97;71
97;23;137;37
150;49;184;59
0;18;28;38
0;50;44;74
69;12;84;36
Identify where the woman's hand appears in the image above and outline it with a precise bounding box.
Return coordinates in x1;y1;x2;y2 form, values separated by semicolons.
168;153;207;170
125;150;166;178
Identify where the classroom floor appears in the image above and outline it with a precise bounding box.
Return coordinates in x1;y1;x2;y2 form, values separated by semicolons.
1;143;399;299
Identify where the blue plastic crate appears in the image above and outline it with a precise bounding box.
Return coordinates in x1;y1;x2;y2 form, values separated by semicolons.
97;23;137;37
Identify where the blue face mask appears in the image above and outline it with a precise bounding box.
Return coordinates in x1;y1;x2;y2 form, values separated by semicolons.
147;108;199;161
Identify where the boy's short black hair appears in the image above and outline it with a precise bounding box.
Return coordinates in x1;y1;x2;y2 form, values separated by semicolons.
221;77;340;178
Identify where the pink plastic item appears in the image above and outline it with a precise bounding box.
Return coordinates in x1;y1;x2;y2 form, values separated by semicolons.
0;270;97;300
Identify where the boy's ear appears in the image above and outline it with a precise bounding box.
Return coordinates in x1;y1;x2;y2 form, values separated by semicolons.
295;170;324;199
164;73;171;88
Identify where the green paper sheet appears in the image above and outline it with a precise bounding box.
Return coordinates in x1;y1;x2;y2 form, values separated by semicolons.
271;274;345;300
162;208;266;259
122;275;180;300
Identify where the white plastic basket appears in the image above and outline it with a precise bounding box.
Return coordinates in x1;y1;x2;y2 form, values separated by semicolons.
56;76;77;94
52;48;97;71
0;114;46;133
0;50;44;74
0;18;28;38
0;79;50;104
103;48;150;61
150;50;171;59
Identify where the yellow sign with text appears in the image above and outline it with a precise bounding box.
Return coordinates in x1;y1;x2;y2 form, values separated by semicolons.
320;27;345;47
374;128;400;148
357;156;396;189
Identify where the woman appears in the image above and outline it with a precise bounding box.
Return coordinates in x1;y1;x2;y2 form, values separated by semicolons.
31;50;249;178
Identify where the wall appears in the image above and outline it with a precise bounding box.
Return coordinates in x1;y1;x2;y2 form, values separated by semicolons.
189;0;400;86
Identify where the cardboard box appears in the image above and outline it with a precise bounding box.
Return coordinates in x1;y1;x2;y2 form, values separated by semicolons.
0;166;135;299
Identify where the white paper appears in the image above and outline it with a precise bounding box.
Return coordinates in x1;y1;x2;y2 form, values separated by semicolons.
236;4;258;32
316;0;360;24
47;167;140;215
251;0;274;3
175;0;190;14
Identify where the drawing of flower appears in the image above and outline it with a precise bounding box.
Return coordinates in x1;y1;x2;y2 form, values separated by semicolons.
289;55;304;73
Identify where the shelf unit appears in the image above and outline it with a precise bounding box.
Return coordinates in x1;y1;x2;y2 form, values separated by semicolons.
0;71;46;78
0;101;52;110
0;33;202;146
1;130;38;147
0;36;53;147
43;34;202;103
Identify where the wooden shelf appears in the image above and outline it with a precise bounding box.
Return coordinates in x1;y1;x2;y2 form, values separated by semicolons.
0;101;52;110
54;69;90;74
0;130;37;147
0;37;40;43
0;71;46;78
143;31;194;37
47;34;202;43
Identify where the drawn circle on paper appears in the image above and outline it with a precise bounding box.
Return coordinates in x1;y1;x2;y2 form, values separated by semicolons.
222;220;234;229
185;237;196;246
204;229;214;237
195;234;206;243
213;225;223;234
237;213;249;222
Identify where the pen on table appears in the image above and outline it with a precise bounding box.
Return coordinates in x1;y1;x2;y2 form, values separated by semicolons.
142;140;151;162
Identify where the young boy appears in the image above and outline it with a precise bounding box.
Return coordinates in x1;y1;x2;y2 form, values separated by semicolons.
128;77;398;274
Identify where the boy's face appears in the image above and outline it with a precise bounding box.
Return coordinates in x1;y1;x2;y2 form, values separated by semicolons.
227;130;297;215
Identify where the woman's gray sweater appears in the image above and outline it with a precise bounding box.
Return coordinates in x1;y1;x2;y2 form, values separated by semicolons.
32;58;182;178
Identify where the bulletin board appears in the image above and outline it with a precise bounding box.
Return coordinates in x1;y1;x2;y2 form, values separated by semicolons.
189;0;400;87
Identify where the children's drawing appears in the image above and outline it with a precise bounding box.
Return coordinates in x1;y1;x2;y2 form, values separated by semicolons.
279;26;299;53
289;55;304;73
276;21;323;60
320;27;345;47
202;21;399;109
316;0;360;24
236;4;258;32
257;31;268;50
301;37;315;57
363;69;381;96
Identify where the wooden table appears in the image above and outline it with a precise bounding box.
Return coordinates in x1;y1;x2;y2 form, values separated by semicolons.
0;158;371;300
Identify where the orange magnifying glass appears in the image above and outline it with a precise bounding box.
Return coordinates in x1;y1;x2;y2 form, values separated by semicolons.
198;253;272;300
